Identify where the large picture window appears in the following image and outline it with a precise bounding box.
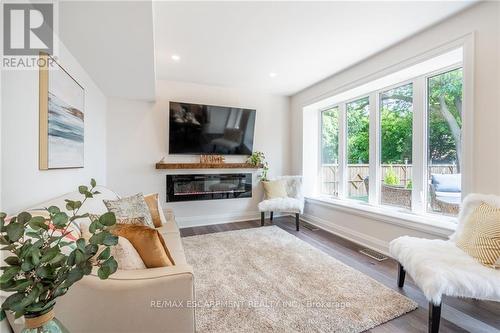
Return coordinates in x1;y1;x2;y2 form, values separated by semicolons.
316;63;463;219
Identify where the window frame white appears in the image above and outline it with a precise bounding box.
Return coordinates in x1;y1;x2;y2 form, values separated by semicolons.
317;62;464;218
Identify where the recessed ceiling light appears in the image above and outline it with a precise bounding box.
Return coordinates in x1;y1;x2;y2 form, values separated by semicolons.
171;54;181;62
269;72;277;78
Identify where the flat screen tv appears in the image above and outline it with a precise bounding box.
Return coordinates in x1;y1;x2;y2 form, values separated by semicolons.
169;101;256;155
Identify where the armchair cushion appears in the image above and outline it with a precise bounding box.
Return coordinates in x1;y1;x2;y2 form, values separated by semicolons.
431;173;461;192
389;236;500;304
262;180;287;199
258;197;304;214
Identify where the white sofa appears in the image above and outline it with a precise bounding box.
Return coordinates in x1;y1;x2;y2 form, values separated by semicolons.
3;186;195;333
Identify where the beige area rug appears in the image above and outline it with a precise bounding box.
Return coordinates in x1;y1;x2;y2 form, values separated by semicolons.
182;226;417;333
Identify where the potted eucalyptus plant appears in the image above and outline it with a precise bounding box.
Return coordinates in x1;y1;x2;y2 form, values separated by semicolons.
0;179;118;332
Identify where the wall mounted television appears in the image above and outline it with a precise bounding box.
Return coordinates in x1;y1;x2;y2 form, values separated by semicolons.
169;101;256;155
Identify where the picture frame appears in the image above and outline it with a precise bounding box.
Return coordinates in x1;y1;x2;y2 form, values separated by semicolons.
39;53;85;170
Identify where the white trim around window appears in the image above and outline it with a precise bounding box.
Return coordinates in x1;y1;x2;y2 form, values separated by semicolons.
303;34;475;231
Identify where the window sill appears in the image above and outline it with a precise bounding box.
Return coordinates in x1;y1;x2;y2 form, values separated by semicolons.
305;196;457;237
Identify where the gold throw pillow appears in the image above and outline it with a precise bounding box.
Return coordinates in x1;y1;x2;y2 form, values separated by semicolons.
144;193;163;228
456;202;500;268
262;180;288;199
110;224;174;268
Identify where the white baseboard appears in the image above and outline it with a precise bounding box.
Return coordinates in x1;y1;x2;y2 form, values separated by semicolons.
301;213;391;256
175;211;286;228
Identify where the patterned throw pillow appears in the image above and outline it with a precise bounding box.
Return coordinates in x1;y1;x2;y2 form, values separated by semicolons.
456;202;500;268
103;193;154;227
88;214;145;226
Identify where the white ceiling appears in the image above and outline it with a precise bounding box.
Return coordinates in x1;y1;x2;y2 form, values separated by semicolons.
58;1;475;100
154;1;475;96
59;1;156;100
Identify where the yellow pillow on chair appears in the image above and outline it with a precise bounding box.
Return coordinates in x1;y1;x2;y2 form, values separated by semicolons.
262;180;287;199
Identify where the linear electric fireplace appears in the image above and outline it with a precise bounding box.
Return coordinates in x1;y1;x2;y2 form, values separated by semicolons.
166;174;252;202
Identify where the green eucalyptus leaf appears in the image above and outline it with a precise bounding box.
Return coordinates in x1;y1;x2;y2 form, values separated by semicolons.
97;266;110;279
0;309;6;321
102;233;118;246
47;206;60;214
0;244;17;251
89;232;105;245
0;266;20;284
63;268;84;287
78;186;88;194
28;216;47;230
4;256;20;266
21;262;34;272
48;253;66;266
1;292;24;310
102;257;118;275
6;223;24;242
52;212;69;227
99;212;116;227
25;231;41;239
75;250;85;265
17;212;32;225
67;251;76;266
85;244;98;256
97;247;110;261
76;238;86;252
90;179;97;188
40;247;60;263
13;280;31;292
36;266;53;279
31;248;41;266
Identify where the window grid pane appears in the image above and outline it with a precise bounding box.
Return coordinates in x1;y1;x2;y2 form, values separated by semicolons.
320;107;340;196
427;68;463;216
346;97;370;202
379;83;413;210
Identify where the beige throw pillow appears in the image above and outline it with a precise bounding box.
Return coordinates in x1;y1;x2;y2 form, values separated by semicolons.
262;180;288;199
456;202;500;268
103;193;154;228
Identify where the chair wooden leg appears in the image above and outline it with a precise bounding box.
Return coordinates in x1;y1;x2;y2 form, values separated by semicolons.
429;302;441;333
295;213;300;231
270;211;273;222
260;212;265;226
397;262;406;288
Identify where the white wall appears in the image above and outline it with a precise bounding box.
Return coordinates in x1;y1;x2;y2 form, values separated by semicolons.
107;80;290;227
290;2;500;253
1;40;107;214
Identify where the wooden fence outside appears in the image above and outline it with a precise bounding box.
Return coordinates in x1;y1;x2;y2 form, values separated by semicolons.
321;164;458;197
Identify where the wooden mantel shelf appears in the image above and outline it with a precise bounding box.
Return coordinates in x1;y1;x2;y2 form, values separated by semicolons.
155;162;262;170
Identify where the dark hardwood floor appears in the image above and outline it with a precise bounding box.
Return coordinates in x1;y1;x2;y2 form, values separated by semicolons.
180;216;500;333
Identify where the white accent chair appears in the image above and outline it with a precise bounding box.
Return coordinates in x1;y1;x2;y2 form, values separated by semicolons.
389;193;500;333
258;176;304;231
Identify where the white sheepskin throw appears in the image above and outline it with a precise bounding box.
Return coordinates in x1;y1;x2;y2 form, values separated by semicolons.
389;193;500;304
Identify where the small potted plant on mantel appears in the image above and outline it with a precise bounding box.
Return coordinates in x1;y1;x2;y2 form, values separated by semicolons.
247;151;269;181
0;179;118;333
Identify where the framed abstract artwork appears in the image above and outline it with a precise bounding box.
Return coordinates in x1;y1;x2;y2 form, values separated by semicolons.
39;53;85;169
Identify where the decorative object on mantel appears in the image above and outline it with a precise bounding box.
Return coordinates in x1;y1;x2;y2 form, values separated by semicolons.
39;53;85;170
0;179;118;332
155;162;262;170
247;151;269;181
200;155;225;164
